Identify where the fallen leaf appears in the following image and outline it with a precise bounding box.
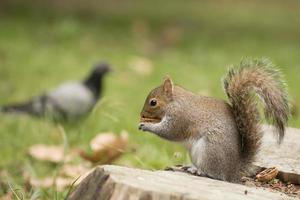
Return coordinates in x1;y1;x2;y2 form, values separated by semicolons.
0;192;12;200
29;177;73;192
130;57;153;75
28;144;64;163
64;167;94;185
131;20;156;54
131;20;149;36
159;24;182;48
61;164;91;179
90;132;116;152
27;164;94;191
64;149;80;163
79;131;128;164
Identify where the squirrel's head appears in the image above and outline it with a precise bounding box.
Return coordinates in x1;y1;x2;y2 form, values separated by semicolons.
140;76;173;124
138;76;179;140
139;76;193;141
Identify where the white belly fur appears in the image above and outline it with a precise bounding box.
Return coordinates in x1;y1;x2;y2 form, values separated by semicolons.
183;137;206;173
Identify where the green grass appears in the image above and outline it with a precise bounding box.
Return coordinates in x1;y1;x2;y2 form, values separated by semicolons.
0;0;300;198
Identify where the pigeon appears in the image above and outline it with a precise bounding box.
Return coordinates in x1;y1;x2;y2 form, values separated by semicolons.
0;62;110;120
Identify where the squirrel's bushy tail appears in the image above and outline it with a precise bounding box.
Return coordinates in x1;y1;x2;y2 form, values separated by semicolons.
223;58;289;165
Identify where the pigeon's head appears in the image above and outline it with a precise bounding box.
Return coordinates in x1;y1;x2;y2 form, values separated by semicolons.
92;62;111;76
84;62;111;97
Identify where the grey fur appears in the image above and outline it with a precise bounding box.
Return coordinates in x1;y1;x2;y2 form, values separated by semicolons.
139;58;290;182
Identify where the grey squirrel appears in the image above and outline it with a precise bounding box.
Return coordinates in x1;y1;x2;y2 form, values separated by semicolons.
138;58;289;182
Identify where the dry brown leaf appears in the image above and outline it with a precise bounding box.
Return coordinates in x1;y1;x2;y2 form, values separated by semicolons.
29;177;73;191
90;132;116;152
131;20;156;54
131;20;149;36
65;167;94;185
64;149;80;163
61;164;91;179
27;164;93;191
28;144;65;163
79;131;128;164
160;25;182;48
130;57;153;75
0;192;12;200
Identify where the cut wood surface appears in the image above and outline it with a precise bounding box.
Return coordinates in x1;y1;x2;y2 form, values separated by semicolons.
257;125;300;184
68;126;300;200
68;165;297;200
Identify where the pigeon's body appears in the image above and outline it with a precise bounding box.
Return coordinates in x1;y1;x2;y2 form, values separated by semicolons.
0;62;110;120
46;81;97;118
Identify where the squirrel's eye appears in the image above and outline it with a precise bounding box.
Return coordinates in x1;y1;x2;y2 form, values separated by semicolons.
149;98;157;107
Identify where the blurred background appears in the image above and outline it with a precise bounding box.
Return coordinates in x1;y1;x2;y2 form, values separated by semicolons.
0;0;299;198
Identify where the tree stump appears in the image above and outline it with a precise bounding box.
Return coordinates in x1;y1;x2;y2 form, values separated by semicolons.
68;126;300;200
256;125;300;184
68;165;299;200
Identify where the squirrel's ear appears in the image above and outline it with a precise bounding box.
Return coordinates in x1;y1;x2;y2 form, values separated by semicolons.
163;75;174;99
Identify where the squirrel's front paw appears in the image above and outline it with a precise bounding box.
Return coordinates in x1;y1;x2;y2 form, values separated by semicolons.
182;165;202;176
138;123;149;131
